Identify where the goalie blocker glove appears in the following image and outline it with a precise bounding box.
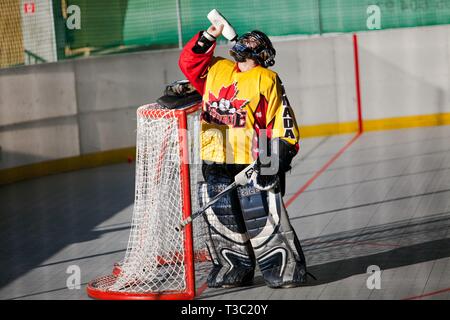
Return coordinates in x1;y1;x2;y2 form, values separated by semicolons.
250;138;297;191
157;79;202;109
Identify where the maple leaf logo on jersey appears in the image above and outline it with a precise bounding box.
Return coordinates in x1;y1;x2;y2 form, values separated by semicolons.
203;82;249;127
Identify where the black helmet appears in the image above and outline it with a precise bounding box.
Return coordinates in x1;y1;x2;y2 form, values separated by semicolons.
229;30;276;68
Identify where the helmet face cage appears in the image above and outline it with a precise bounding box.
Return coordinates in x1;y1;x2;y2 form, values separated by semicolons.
230;30;276;68
229;41;254;62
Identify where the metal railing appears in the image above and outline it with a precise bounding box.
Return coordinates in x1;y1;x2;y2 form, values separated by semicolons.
24;50;47;65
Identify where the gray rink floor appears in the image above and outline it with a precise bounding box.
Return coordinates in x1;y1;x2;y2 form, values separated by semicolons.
1;125;450;300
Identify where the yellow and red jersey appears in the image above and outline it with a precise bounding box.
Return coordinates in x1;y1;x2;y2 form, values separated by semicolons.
179;33;300;164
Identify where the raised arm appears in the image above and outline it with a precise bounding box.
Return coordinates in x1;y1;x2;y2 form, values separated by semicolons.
178;25;223;95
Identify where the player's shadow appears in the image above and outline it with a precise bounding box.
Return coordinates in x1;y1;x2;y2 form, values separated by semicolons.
308;237;450;286
303;210;450;286
0;162;136;292
200;211;450;298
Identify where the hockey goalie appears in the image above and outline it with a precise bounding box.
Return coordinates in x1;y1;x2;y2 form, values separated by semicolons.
179;23;310;289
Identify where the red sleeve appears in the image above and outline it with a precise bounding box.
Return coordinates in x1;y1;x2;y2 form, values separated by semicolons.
178;32;216;95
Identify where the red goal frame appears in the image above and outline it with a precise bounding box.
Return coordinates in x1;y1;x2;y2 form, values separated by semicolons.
86;103;202;300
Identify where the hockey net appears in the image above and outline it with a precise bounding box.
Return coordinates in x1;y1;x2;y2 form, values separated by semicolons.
87;103;211;300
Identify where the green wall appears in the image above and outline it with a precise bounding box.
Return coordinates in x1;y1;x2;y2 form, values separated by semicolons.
63;0;450;53
0;0;447;67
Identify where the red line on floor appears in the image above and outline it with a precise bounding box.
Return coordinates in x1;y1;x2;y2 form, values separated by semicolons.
196;281;209;297
403;287;450;300
285;132;362;208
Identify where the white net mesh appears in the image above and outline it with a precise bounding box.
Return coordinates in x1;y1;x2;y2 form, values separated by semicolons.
87;103;210;299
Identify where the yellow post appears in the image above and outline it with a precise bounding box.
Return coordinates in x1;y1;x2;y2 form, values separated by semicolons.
0;0;24;68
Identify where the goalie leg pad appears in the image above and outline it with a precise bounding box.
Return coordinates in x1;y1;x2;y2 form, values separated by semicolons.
200;169;255;288
237;185;307;288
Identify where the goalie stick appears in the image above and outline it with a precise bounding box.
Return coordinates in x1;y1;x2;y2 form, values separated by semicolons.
175;161;257;232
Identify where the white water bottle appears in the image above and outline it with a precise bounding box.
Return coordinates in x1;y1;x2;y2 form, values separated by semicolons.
207;9;238;41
